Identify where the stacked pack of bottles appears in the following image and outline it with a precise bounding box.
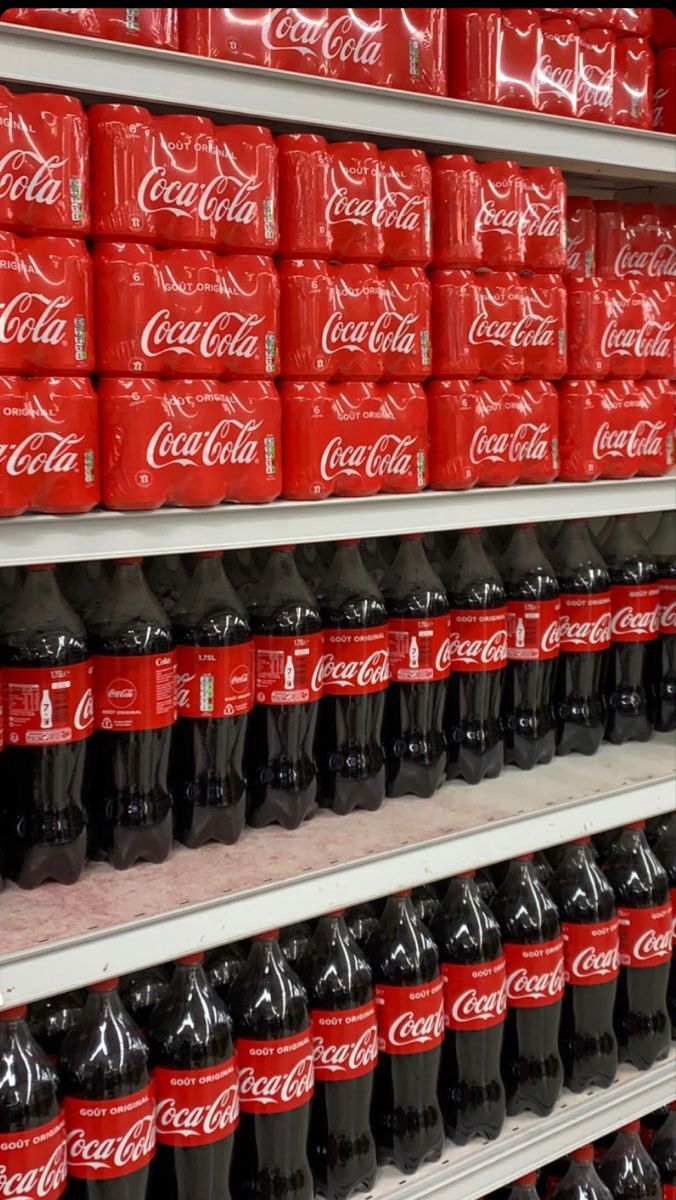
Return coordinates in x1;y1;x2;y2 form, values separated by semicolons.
0;511;673;888
3;8;673;132
2;819;673;1199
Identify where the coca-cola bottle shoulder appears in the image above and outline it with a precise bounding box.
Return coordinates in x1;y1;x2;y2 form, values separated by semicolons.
346;903;379;951
28;990;84;1065
548;837;619;1091
649;510;676;732
381;535;449;798
0;1004;67;1200
247;546;323;829
368;890;444;1174
431;872;506;1144
0;564;92;887
316;541;387;815
298;911;377;1200
120;966;170;1035
280;923;314;972
650;1102;676;1198
86;558;175;869
598;1121;662;1200
552;1145;612;1200
228;931;314;1200
502;1172;540;1200
603;515;660;744
653;816;676;1033
144;555;190;618
60;561;111;621
148;953;238;1200
205;942;244;1003
412;884;441;927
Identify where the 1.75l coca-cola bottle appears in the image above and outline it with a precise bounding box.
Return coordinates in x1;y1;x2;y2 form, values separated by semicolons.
604;515;660;744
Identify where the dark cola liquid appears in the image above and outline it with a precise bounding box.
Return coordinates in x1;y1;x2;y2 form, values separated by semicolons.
120;966;170;1036
299;914;377;1200
431;874;506;1144
171;554;250;848
442;531;505;785
653;818;676;1033
280;923;314;972
205;943;244;1003
145;555;190;617
597;1127;662;1200
86;560;173;870
29;990;83;1064
0;566;89;887
381;536;448;798
552;1156;613;1200
247;548;321;829
346;904;380;952
650;1107;676;1193
603;516;658;745
548;841;618;1091
552;521;610;757
0;1006;62;1133
500;526;558;770
604;826;671;1070
60;560;111;620
317;542;386;815
649;510;676;733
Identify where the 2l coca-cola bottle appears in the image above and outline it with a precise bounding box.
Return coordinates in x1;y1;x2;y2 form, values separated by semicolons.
552;1145;613;1200
597;1121;663;1200
653;816;676;1032
604;515;660;744
650;1102;676;1199
649;510;676;732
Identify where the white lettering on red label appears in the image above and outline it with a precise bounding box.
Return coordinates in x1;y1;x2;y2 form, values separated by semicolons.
561;919;620;986
236;1030;314;1115
176;642;254;718
0;1112;67;1200
609;583;660;643
64;1085;156;1180
154;1058;239;1147
94;652;177;732
375;978;445;1055
320;626;389;696
504;938;565;1008
441;956;507;1032
658;579;676;634
388;615;451;682
4;660;94;746
254;632;323;706
448;608;507;673
558;593;612;653
311;1001;378;1082
506;597;560;662
617;903;673;967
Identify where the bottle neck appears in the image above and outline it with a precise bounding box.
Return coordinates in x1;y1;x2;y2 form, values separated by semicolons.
112;561;146;590
22;566;60;604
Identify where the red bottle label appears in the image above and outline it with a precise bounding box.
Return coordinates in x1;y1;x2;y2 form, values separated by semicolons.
609;583;660;643
253;632;323;705
388;615;451;682
311;1001;378;1082
154;1057;239;1147
0;1112;67;1200
558;593;612;653
64;1084;156;1180
561;919;620;986
448;608;508;673
663;1185;676;1200
617;903;673;967
441;956;507;1031
4;660;94;746
504;938;565;1008
375;978;445;1055
671;887;676;945
94;653;177;731
321;626;390;696
506;597;560;661
236;1030;314;1115
176;643;254;718
659;579;676;633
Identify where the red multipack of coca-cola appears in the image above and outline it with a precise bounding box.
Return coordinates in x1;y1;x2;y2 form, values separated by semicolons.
536;17;579;118
0;86;89;237
1;7;178;47
565;196;596;278
427;378;559;489
577;26;615;121
279;261;431;381
596;201;676;279
431;270;567;380
277;136;432;265
89;105;278;253
99;377;281;509
0;375;98;515
567;277;675;379
94;244;279;378
614;37;654;129
280;381;427;499
0;232;94;375
558;379;674;480
654;47;676;132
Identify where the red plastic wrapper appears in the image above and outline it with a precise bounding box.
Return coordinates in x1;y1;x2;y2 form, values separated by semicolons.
89;105;278;253
431;155;482;269
0;232;94;375
536;18;579;118
476;160;524;271
558;379;674;480
427;378;559;489
1;8;178;48
577;28;615;122
653;48;676;133
565;196;596;278
99;377;281;510
521;167;566;274
0;86;89;237
280;380;427;499
447;8;501;104
652;8;676;50
94;244;279;379
596;201;671;279
0;375;98;515
495;9;540;112
613;37;654;129
279;260;431;382
431;270;567;381
567;277;675;379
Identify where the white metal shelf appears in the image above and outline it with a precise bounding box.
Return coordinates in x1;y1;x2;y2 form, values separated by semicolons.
1;25;674;183
0;735;673;1008
1;477;674;566
371;1053;676;1200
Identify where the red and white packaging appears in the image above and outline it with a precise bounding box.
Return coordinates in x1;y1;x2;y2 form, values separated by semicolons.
536;18;579;118
380;149;432;266
236;1030;314;1114
659;579;676;637
315;139;382;264
360;8;446;94
558;592;612;652
561;919;620;986
254;632;324;706
504;937;566;1008
446;9;501;105
644;280;676;377
0;86;89;237
99;377;280;510
93;652;177;731
654;48;676;132
427;378;559;489
320;625;389;696
388;614;451;682
506;597;561;661
64;1085;157;1179
609;9;653;37
154;1059;239;1146
441;956;507;1031
180;8;328;73
476;160;524;270
565;197;596;278
520;167;567;274
311;1002;378;1081
177;642;254;718
89;105;278;253
0;1113;67;1200
495;9;541;112
577;27;615;122
610;582;660;643
448;608;508;673
567;277;650;378
375;978;445;1055
280;381;427;500
596;201;668;280
279;261;430;382
4;659;94;746
0;233;93;375
613;37;654;129
2;7;178;48
558;380;674;481
94;244;279;379
431;155;482;269
617;903;673;967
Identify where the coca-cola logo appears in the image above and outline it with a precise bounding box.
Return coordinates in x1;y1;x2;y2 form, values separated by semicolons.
138;166;260;225
592;420;666;461
536;53;576;93
469;422;550;465
66;1116;155;1173
0;430;84;476
567;233;584;274
540;619;560;655
559;611;611;648
261;10;383;65
571;944;620;979
468;311;556;348
599;318;674;360
146;418;262;469
507;958;565;1002
0;292;69;347
435;636;451;675
633;928;672;961
238;1055;314;1106
450;980;507;1026
578;64;613;108
476;197;519;232
317;648;389;691
156;1086;239;1139
521;202;562;239
313;1025;378;1074
320;433;415;482
660;598;676;633
449;627;507;667
0;1140;67;1200
321;309;418;357
230;667;251;693
610;605;659;638
105;679;137;709
326;187;423;231
74;686;94;732
387;1004;444;1049
613;243;676;278
140;308;263;361
0;148;65;206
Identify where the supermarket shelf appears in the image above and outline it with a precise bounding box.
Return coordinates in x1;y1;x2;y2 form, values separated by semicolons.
1;25;674;184
0;734;673;1008
371;1053;676;1200
1;477;674;566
